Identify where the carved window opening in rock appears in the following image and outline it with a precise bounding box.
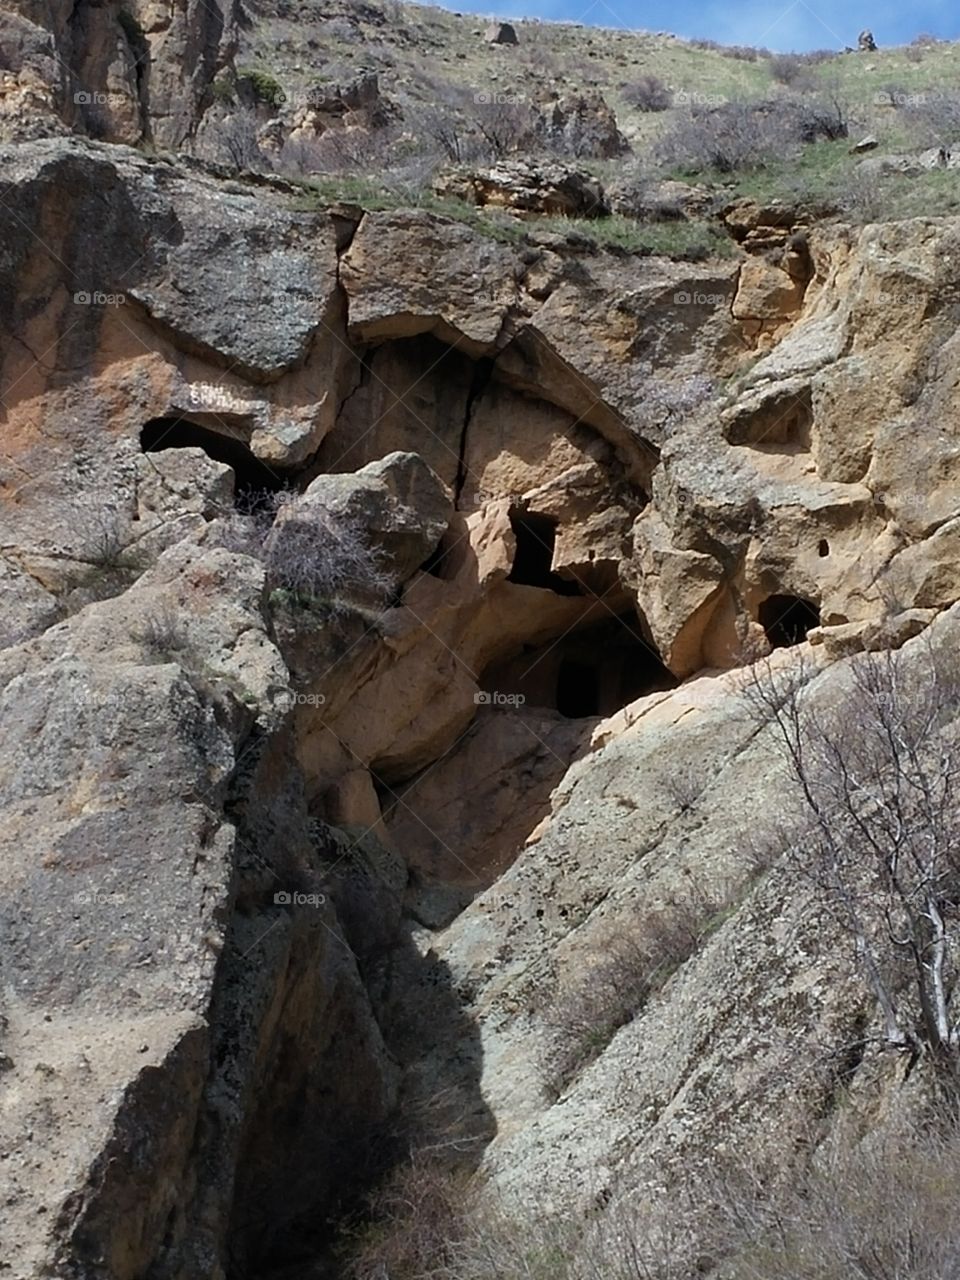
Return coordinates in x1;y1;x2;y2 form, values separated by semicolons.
507;511;582;596
759;594;820;648
480;614;676;719
818;539;830;558
140;418;285;503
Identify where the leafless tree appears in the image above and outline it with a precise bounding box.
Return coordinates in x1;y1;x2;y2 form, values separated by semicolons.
745;645;960;1079
214;110;264;173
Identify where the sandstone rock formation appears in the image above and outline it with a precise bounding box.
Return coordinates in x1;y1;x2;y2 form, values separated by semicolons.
1;41;960;1279
434;159;610;217
0;0;240;146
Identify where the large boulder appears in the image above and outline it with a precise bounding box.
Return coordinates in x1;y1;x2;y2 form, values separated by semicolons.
435;159;609;218
485;20;518;44
543;90;629;159
292;451;453;587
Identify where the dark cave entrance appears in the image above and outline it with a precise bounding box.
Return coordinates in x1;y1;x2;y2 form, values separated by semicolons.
759;594;820;648
140;418;287;504
480;614;677;720
556;659;601;718
507;510;583;597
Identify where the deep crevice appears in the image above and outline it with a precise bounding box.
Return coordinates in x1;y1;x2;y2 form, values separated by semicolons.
454;356;495;508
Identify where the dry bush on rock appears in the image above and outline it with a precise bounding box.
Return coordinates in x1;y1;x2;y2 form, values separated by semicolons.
709;1120;960;1279
540;893;724;1097
215;490;392;616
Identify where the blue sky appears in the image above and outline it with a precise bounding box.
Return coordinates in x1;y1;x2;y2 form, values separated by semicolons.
432;0;956;51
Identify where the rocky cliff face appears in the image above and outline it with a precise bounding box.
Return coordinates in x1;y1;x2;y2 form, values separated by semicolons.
1;54;960;1280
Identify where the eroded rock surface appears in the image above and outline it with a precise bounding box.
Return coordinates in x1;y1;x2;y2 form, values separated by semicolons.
1;122;960;1280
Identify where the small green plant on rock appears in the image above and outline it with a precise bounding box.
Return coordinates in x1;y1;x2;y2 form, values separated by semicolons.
236;66;287;108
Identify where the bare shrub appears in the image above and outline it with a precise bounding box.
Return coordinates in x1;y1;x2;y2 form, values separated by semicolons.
343;1115;960;1280
540;893;724;1097
344;1158;694;1280
415;99;475;164
345;1154;471;1280
769;54;812;87
722;44;771;62
902;90;960;149
211;488;392;615
72;503;133;570
796;90;850;142
798;48;841;65
136;606;190;660
656;99;798;174
280;124;398;176
622;74;671;112
840;168;890;225
472;95;539;159
744;645;960;1076
709;1120;960;1279
266;505;390;611
211;110;264;172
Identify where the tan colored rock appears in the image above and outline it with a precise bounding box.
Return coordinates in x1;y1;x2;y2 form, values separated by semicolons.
340;209;521;353
435;159;609;218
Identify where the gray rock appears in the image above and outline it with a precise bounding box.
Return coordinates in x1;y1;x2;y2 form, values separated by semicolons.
485;20;519;44
297;451;453;585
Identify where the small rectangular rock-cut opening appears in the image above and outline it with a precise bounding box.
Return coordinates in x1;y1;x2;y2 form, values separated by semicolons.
507;510;583;596
140;417;286;503
556;658;600;718
759;594;820;648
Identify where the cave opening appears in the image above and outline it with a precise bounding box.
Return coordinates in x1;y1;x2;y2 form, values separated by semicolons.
140;417;287;504
556;659;600;718
507;510;583;597
759;594;820;648
480;613;676;720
